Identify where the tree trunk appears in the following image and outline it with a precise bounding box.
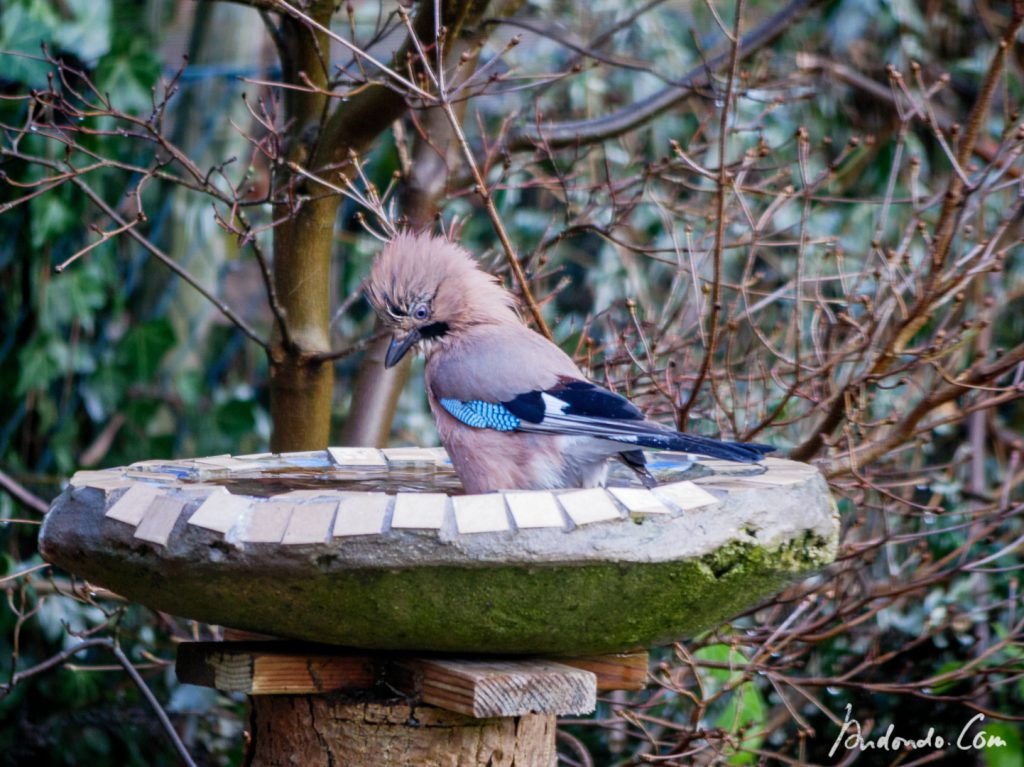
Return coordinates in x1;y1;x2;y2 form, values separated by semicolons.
248;697;557;767
266;0;508;452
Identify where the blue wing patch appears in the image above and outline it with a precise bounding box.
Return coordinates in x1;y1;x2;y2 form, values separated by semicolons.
440;398;521;431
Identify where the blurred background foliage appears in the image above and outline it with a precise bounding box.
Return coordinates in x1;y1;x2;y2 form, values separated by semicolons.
2;0;1023;764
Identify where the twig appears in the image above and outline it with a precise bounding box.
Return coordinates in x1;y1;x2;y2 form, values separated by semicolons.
0;469;49;514
1;637;197;767
678;0;745;425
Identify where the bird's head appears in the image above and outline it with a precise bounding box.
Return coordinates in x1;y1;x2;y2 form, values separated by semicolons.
366;231;518;368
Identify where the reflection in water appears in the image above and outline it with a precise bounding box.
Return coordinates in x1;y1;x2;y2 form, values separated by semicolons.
176;451;763;497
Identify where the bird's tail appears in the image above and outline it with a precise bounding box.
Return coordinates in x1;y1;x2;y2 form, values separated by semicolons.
612;430;775;463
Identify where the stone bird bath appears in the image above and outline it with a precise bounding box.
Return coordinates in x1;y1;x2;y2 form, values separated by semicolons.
39;447;838;765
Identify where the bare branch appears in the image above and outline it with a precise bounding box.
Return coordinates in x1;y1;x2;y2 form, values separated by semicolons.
507;0;822;151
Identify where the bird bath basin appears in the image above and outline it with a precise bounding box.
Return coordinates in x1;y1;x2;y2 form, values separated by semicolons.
40;448;838;655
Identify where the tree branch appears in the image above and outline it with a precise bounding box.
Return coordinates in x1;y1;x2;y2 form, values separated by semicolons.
677;0;745;426
507;0;822;151
0;468;49;514
2;637;197;767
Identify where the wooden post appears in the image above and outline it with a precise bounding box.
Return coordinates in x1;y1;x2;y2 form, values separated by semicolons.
248;698;557;767
176;642;648;766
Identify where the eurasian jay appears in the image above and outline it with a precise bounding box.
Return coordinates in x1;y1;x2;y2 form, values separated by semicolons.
366;232;773;494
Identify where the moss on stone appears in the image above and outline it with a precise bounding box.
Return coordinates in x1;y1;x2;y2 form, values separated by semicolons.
58;532;833;654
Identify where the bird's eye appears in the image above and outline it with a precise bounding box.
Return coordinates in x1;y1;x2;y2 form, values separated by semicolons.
412;304;430;321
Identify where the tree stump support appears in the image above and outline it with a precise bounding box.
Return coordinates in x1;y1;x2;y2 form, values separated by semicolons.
176;641;648;767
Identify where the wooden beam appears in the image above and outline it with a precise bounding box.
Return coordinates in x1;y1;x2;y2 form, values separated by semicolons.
397;658;596;718
176;642;376;695
176;642;646;717
558;651;648;691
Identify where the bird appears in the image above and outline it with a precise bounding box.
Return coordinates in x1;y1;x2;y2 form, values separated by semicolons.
365;231;774;494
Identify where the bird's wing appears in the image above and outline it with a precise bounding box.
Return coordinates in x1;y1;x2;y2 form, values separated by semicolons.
437;377;774;463
427;326;582;402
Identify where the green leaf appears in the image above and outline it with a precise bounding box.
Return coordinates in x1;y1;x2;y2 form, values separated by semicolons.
15;337;61;394
981;721;1022;767
42;264;108;334
29;187;77;250
214;399;258;441
53;0;112;64
94;32;160;115
0;0;60;86
115;319;176;382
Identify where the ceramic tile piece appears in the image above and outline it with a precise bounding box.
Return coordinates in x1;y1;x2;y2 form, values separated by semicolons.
134;496;186;546
654;481;720;510
276;489;336;500
69;470;125;488
238;501;294;543
124;470;183;482
557;488;622;526
383;447;438;466
188;488;252;534
690;479;754;493
424;447;452;467
327;447;388;469
105;483;163;526
193;455;259;471
83;479;136;494
739;472;811;487
608;487;671;515
391;493;448;529
281;502;338;544
453;494;510;534
333;493;389;537
505;492;565;529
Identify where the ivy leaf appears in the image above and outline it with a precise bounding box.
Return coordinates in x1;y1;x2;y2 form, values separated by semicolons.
115;318;176;382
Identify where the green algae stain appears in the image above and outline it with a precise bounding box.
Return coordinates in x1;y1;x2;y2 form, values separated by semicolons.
144;536;834;654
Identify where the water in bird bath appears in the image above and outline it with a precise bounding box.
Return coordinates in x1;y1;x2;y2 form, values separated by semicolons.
170;450;762;497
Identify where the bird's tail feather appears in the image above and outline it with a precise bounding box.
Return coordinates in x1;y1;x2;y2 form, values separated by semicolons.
610;431;774;463
520;412;774;463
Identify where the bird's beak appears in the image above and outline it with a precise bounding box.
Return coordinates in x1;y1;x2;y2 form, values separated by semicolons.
384;328;421;368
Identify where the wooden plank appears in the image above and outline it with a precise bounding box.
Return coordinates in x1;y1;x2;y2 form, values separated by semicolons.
557;488;622;526
505;492;566;529
654;480;720;510
281;502;338;544
608;487;671;515
558;652;648;691
133;496;186;546
105;483;163;526
238;501;294;543
175;642;375;694
327;446;388;469
188;488;251;534
391;493;448;530
401;659;596;718
452;494;509;534
333;493;389;537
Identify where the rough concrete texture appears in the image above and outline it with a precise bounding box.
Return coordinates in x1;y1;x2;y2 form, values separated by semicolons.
39;458;838;655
